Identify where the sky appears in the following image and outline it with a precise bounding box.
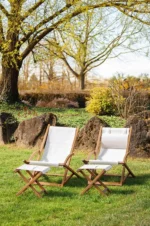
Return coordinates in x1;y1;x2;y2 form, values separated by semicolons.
93;53;150;79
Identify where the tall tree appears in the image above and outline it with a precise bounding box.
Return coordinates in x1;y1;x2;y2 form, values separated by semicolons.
44;8;145;90
33;41;57;82
0;0;150;102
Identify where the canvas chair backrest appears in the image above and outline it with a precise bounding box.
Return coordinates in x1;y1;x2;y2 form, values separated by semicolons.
98;127;131;163
41;126;77;164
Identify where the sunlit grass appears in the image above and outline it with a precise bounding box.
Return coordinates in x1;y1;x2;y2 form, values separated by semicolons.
0;103;125;128
0;145;150;226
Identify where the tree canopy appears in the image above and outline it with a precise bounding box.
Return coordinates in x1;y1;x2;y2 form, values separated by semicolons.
0;0;150;102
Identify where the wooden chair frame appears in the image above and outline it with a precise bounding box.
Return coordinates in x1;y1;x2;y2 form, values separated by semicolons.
24;125;80;187
15;165;49;198
83;127;135;186
78;165;111;196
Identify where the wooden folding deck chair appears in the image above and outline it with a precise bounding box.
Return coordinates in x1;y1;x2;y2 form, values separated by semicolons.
82;127;135;186
19;125;80;188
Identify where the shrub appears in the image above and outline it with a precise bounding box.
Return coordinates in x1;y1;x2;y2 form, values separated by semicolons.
21;92;89;107
36;100;48;107
109;74;150;118
36;98;79;108
86;87;115;115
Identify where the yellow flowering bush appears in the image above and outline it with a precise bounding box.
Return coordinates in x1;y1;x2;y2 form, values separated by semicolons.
86;87;114;115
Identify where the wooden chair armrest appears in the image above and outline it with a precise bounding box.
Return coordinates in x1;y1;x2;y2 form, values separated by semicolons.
83;150;97;163
26;149;41;162
82;159;89;164
24;160;29;164
63;153;74;165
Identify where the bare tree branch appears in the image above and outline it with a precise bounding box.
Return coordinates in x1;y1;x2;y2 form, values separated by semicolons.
21;0;45;21
0;3;9;17
116;7;150;25
20;4;72;45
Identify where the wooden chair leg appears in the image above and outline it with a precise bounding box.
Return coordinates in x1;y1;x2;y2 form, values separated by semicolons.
88;169;111;193
65;165;80;178
79;169;110;196
27;171;47;193
61;166;81;187
124;163;135;178
16;171;44;198
100;163;135;186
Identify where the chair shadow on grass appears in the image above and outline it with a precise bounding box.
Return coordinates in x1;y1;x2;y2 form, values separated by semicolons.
41;172;150;197
100;173;150;195
126;173;150;186
45;189;76;198
66;177;87;187
42;176;86;198
42;174;86;188
39;174;87;197
43;172;150;187
109;174;150;195
109;187;135;195
99;172;150;186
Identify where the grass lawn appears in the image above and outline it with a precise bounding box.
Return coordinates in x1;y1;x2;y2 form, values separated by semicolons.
0;144;150;226
0;103;125;128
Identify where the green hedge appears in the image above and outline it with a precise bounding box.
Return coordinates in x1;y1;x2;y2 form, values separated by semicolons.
20;91;90;108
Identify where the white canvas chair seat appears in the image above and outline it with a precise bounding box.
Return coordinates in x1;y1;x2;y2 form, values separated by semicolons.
16;164;50;173
78;164;111;196
15;164;50;198
15;125;80;196
83;127;135;186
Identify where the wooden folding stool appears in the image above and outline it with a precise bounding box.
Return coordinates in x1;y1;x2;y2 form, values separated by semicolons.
15;164;50;198
78;164;111;196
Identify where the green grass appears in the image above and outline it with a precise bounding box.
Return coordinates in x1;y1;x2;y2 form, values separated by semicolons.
0;103;125;128
0;145;150;226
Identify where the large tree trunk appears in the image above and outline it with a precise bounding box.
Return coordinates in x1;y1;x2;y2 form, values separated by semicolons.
0;5;22;104
0;61;21;103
